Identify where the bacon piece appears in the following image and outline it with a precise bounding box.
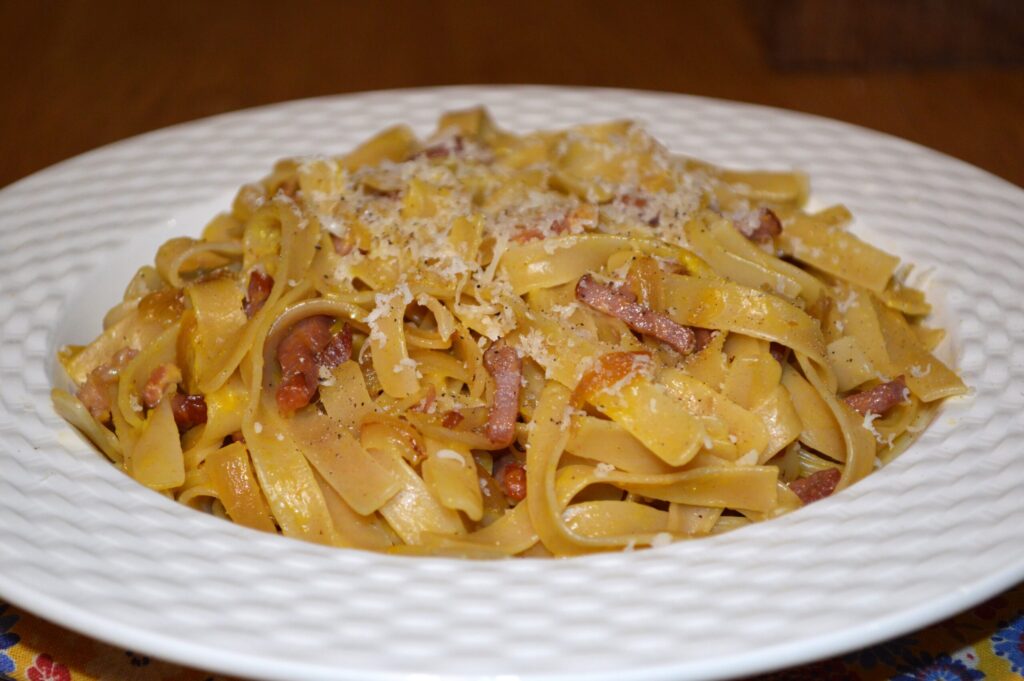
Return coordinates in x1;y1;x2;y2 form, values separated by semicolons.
693;328;717;354
171;393;208;431
620;194;649;209
789;468;841;504
76;378;113;423
415;135;465;160
276;316;332;414
619;193;659;226
510;227;545;244
550;216;570;234
141;364;183;409
76;348;139;422
483;341;522;447
744;208;783;244
494;454;527;503
576;274;696;355
276;316;353;414
843;376;908;416
318;324;353;369
769;342;789;364
441;410;464;429
244;269;274;318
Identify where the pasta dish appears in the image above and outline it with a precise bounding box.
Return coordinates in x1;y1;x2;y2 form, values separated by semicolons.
52;109;967;557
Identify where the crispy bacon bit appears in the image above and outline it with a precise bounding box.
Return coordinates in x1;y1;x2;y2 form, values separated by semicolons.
510;227;545;244
416;135;465;160
769;342;789;364
843;376;908;416
330;233;355;256
743;208;783;244
171;393;208;431
441;410;465;429
692;328;717;354
76;348;139;422
277;316;332;413
550;216;570;234
483;341;522;447
244;270;274;318
619;193;659;226
276;317;353;414
789;468;841;504
141;364;183;409
494;455;527;503
318;324;353;369
76;379;111;422
576;274;696;355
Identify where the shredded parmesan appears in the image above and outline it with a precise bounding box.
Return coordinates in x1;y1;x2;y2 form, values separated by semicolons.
735;450;759;466
836;290;859;314
318;365;336;386
651;532;672;548
862;412;882;441
910;363;932;378
435;449;466;465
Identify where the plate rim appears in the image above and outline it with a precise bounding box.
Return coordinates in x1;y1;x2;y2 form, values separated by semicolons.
1;84;1022;681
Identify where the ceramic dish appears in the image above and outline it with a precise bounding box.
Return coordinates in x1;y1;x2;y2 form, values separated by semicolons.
0;86;1022;681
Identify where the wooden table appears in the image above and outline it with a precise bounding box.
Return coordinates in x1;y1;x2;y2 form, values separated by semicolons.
2;0;1021;189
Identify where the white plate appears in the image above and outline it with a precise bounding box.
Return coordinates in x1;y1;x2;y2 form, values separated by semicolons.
1;86;1022;681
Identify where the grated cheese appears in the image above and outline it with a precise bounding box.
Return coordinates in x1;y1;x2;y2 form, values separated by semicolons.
318;365;336;386
735;450;759;466
651;532;672;548
835;290;859;315
435;449;466;465
909;363;932;378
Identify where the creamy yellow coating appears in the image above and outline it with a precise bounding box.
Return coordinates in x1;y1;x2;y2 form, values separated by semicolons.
52;108;967;558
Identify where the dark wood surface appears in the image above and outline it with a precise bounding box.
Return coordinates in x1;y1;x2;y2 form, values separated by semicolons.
2;1;1021;189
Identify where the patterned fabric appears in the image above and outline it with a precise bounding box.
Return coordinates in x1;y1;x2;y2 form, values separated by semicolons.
1;582;1021;680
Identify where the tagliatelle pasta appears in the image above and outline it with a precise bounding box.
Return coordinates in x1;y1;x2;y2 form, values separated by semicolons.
52;108;968;558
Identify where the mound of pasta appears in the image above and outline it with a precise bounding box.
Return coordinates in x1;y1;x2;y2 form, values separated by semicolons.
53;108;967;557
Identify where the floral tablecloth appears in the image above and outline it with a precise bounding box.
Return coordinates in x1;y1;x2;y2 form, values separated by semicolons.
2;582;1022;681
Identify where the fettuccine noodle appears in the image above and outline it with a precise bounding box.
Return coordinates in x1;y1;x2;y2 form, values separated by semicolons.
53;109;967;557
